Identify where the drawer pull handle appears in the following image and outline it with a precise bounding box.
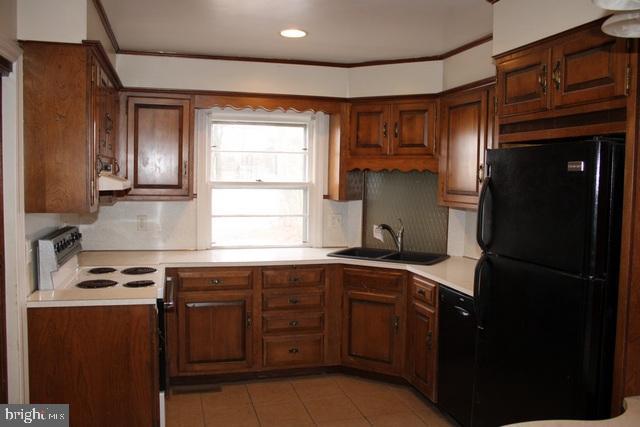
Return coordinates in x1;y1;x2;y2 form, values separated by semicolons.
426;331;433;350
393;315;400;332
289;320;299;327
288;297;300;304
246;313;252;328
288;347;299;354
289;276;300;283
209;279;224;285
417;289;426;296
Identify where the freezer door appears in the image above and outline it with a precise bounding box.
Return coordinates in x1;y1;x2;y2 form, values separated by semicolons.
477;139;622;275
473;255;611;427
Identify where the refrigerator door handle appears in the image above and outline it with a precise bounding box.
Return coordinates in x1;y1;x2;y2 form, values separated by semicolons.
474;254;489;329
476;175;492;250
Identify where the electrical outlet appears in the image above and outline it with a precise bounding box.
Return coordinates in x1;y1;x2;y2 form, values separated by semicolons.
329;214;343;228
136;215;148;231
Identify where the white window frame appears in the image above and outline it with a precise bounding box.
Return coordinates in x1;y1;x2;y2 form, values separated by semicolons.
195;108;325;249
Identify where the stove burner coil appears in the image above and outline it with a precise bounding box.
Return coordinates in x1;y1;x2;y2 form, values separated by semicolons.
77;279;118;289
121;267;157;275
123;280;155;288
88;267;117;274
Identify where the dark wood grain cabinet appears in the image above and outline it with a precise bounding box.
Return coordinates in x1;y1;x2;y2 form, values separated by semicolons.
341;267;406;375
123;94;193;199
23;41;119;213
438;84;494;209
347;99;438;172
407;275;438;402
28;305;159;427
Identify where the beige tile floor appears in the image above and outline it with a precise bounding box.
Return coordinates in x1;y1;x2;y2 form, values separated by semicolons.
166;374;457;427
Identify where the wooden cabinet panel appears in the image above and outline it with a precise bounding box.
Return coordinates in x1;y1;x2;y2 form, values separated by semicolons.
439;87;490;208
497;48;551;117
95;66;117;161
263;335;323;367
551;30;629;108
262;290;324;311
342;290;403;374
28;305;159;427
126;96;192;198
390;101;437;156
411;275;437;307
262;312;324;334
178;292;252;373
178;268;253;292
349;103;390;156
408;301;437;401
262;266;325;289
343;266;405;292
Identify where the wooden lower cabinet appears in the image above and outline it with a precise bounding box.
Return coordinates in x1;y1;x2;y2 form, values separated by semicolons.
28;305;159;427
177;291;253;374
407;301;437;401
342;289;404;375
263;334;324;368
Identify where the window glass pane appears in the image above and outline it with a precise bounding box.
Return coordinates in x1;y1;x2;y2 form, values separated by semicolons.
212;189;305;216
211;123;306;152
212;217;304;246
211;152;306;182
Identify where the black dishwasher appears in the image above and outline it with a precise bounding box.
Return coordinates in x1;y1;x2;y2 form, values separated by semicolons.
438;285;477;427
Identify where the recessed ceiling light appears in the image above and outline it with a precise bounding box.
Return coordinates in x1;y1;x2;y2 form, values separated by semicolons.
280;29;307;38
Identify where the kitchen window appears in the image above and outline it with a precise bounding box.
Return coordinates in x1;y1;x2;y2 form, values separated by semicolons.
199;109;323;248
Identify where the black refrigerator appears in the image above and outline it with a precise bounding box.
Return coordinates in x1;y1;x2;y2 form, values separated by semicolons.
472;137;624;427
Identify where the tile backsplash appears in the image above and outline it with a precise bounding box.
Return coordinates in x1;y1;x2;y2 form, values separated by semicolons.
363;171;448;253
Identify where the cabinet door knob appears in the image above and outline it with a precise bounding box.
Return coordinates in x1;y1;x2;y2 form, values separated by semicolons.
394;122;399;138
538;64;548;94
426;331;433;350
288;297;300;304
393;315;400;332
383;122;388;138
289;320;299;327
478;164;484;184
552;60;562;90
246;313;252;328
288;347;299;354
209;279;223;285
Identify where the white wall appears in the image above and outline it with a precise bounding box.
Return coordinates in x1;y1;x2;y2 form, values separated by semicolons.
347;61;444;97
446;208;481;260
86;0;116;66
443;41;494;90
17;0;87;43
493;0;607;55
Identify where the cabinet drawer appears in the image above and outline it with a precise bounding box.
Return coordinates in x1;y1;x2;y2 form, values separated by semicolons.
343;267;405;292
178;268;253;291
411;276;437;306
263;335;323;367
263;312;324;334
262;290;324;311
262;266;325;289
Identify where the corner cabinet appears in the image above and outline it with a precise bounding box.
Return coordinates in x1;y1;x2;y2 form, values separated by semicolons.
347;99;438;172
121;94;194;199
438;84;495;209
23;41;120;213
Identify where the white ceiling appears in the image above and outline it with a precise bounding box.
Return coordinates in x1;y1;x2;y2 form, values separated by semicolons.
100;0;494;63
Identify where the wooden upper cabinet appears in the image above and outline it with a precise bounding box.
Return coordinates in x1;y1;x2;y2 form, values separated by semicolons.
125;95;193;199
438;86;491;209
177;292;253;374
551;29;629;108
23;41;119;213
95;66;117;162
496;48;551;117
349;103;390;156
391;101;437;156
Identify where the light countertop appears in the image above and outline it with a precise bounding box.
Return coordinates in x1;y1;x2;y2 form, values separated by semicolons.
78;247;477;296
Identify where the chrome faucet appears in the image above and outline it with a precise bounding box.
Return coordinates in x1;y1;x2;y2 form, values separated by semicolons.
378;219;404;253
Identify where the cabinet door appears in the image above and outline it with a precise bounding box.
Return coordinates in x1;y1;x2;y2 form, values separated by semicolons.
438;88;489;209
496;48;551;117
551;29;629;108
126;96;192;198
390;101;437;156
96;67;115;161
178;292;253;374
342;290;403;374
408;301;437;401
349;103;390;156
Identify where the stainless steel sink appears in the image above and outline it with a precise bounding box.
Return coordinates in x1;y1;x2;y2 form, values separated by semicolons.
327;247;449;266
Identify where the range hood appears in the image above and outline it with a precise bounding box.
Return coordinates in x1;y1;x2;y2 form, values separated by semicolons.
98;172;131;192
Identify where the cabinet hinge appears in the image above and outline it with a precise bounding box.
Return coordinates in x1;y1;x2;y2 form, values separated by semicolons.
625;63;632;96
